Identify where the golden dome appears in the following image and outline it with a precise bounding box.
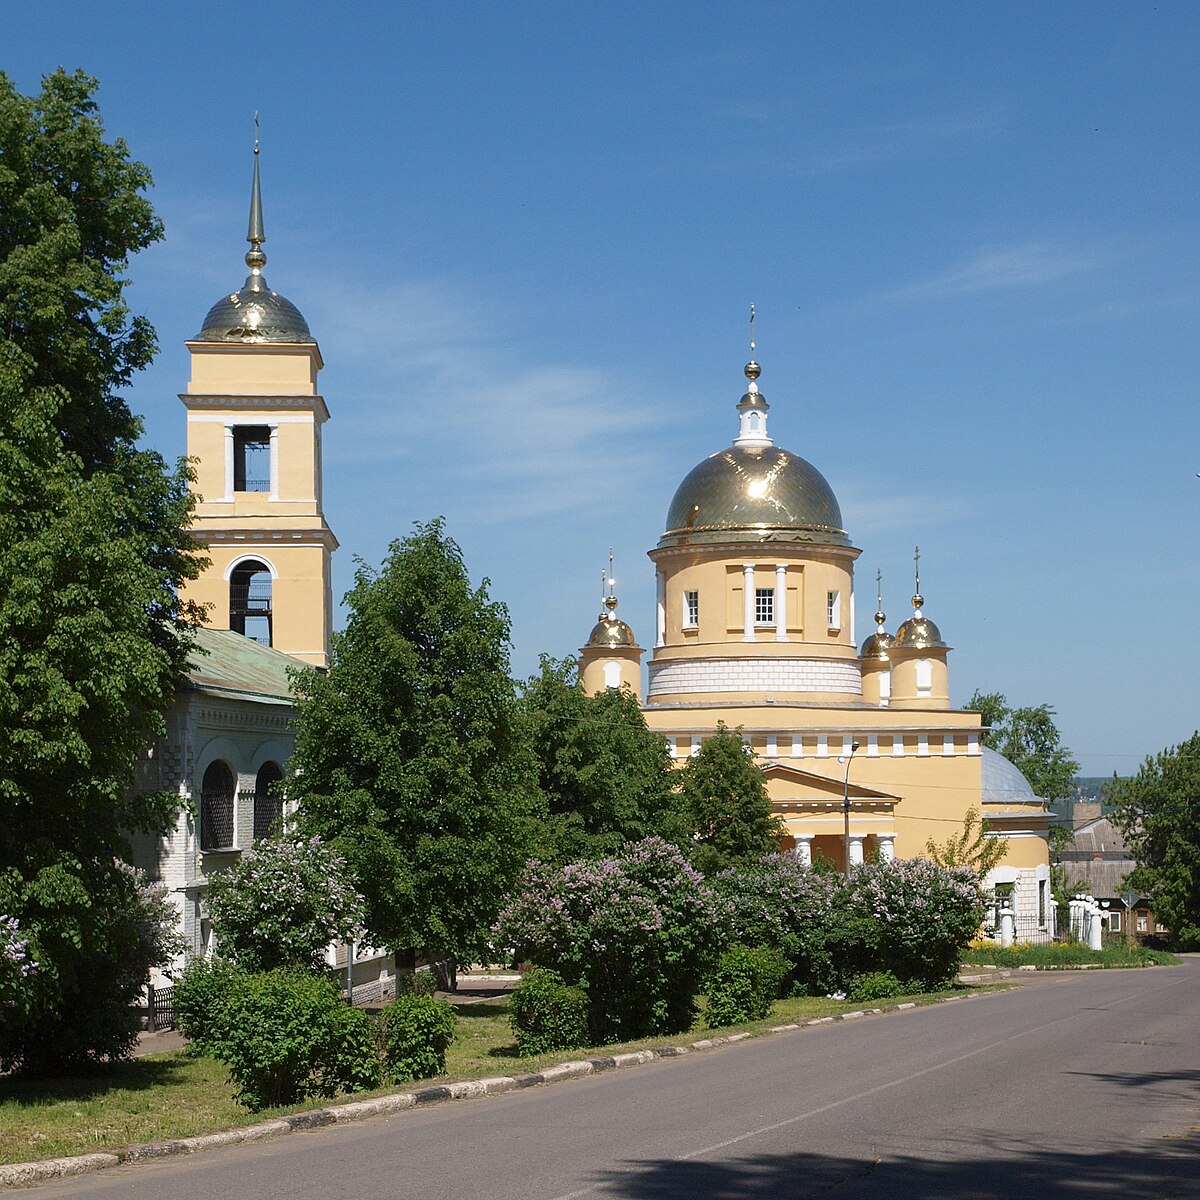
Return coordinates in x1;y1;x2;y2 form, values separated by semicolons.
860;628;894;661
659;444;848;549
586;608;638;648
892;615;947;649
198;272;313;344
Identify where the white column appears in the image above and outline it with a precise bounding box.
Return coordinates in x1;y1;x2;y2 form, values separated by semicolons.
655;572;665;647
774;563;788;641
269;425;280;501
224;425;235;500
742;563;755;641
867;735;879;757
877;834;896;862
999;901;1015;947
795;836;813;867
849;836;865;866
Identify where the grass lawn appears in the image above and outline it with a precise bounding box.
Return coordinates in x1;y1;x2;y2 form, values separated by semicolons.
961;941;1179;969
0;987;960;1166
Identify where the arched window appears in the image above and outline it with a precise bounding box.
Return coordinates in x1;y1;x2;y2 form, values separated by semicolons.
603;661;621;689
200;762;236;850
230;560;272;646
253;762;285;841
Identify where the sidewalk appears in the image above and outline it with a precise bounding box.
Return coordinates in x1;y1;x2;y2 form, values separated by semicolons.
132;1028;190;1057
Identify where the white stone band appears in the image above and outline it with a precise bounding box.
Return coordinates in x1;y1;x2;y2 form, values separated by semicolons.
648;657;863;697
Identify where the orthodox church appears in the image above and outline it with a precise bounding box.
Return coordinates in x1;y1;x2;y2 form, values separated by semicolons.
579;328;1053;934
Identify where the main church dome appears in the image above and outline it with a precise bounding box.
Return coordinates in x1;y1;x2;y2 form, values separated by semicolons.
658;350;849;550
660;445;849;549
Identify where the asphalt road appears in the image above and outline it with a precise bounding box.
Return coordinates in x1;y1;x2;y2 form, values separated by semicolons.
38;959;1200;1199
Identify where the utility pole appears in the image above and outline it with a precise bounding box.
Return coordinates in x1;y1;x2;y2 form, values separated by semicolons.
842;740;861;877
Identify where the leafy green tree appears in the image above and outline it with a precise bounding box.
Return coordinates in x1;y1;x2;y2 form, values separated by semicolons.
967;690;1079;802
1107;733;1200;949
679;724;783;874
0;70;200;1073
519;657;685;861
925;806;1008;877
290;520;539;971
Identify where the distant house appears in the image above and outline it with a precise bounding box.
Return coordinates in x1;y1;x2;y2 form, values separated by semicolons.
1056;813;1166;940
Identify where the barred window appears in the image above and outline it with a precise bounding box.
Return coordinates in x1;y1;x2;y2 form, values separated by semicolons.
684;590;699;628
200;762;236;850
253;762;285;841
233;426;271;492
755;587;774;625
230;560;272;647
827;590;841;629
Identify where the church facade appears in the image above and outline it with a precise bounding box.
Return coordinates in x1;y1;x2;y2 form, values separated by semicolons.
580;342;1053;936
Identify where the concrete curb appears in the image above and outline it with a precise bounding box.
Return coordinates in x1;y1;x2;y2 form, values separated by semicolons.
0;991;982;1188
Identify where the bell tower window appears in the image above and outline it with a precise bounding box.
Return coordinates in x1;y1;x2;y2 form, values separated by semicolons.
233;426;271;492
230;560;273;646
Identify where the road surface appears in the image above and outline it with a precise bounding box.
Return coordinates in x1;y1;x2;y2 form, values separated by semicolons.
37;958;1200;1198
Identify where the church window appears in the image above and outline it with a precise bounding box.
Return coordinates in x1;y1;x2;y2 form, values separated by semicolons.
233;426;271;492
603;661;621;689
230;560;273;646
253;762;285;841
200;761;236;850
827;590;841;629
754;588;774;626
683;590;699;628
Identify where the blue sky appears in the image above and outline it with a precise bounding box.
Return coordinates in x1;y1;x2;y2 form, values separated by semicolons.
7;3;1198;776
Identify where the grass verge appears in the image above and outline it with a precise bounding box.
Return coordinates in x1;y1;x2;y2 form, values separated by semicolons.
961;942;1179;969
0;986;959;1165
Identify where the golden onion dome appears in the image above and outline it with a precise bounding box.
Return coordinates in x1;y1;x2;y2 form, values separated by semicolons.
197;272;314;344
586;597;637;648
586;614;637;648
860;626;894;661
198;140;314;344
659;444;849;549
893;594;948;649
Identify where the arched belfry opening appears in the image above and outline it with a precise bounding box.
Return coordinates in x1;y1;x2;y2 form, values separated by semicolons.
230;560;273;646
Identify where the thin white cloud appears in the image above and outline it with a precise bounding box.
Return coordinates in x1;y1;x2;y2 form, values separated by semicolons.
306;278;668;525
839;488;972;535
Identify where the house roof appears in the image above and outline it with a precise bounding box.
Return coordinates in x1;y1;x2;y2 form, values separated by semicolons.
184;627;302;705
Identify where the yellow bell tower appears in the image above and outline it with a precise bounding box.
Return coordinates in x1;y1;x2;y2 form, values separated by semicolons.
178;139;337;668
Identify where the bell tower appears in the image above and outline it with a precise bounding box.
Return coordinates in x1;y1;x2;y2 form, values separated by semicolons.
178;137;337;667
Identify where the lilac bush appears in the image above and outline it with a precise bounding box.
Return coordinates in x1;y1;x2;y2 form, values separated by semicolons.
0;915;38;1014
205;835;365;972
840;858;985;988
494;838;729;1043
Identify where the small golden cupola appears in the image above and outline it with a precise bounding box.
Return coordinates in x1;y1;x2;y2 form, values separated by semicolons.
579;551;644;696
888;547;951;710
859;568;894;707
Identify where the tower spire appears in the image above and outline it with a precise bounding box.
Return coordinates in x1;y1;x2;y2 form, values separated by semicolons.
875;567;887;631
245;113;267;277
734;303;772;448
912;545;924;614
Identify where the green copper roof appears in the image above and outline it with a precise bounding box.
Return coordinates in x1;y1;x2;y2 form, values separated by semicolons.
185;626;301;704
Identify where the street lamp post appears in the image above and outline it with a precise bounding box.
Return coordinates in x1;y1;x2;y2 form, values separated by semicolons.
842;740;861;877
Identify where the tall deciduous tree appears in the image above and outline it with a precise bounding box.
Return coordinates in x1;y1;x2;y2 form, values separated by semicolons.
0;70;200;1072
291;520;539;970
1107;733;1200;949
679;724;783;875
967;690;1079;802
520;657;685;861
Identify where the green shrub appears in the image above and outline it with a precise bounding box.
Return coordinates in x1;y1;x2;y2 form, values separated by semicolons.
173;957;244;1053
381;993;457;1082
510;969;589;1056
210;969;380;1110
845;970;906;1003
395;967;439;997
705;945;788;1028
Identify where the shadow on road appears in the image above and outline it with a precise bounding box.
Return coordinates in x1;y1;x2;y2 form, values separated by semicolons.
588;1136;1200;1199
